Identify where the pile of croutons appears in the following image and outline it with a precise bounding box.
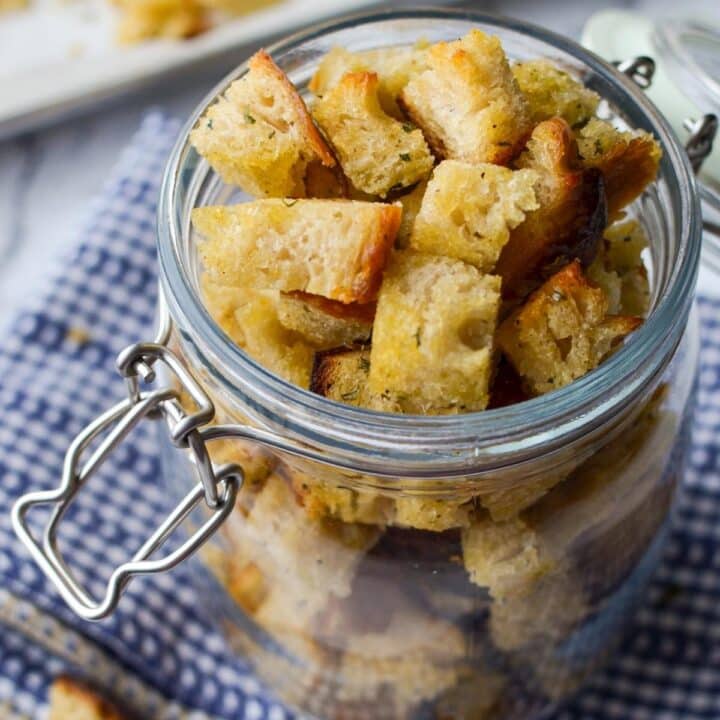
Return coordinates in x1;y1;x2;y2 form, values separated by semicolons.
191;29;660;415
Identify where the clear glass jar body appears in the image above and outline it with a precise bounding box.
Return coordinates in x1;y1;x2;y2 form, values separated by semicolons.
156;10;702;719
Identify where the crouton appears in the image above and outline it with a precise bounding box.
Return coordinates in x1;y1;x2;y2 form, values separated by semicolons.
200;276;248;345
462;514;553;599
395;181;427;248
577;117;662;217
339;610;465;714
221;472;381;628
399;30;531;164
194;199;401;303
497;260;642;395
512;59;600;127
290;467;395;525
114;0;207;43
490;571;588;650
369;251;501;414
409;160;538;271
190;50;337;198
310;346;402;411
394;497;471;532
588;219;651;316
479;472;569;521
276;293;374;349
312;72;434;197
233;290;315;388
495;117;607;301
309;43;430;118
227;561;269;614
49;676;126;720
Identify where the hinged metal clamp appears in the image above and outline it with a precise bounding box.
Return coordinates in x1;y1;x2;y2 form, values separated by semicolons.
614;56;656;89
11;337;243;621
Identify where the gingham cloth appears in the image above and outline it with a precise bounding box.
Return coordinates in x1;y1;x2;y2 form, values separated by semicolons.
1;111;719;720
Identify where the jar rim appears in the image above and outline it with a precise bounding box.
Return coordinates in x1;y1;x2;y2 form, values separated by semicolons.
157;7;701;475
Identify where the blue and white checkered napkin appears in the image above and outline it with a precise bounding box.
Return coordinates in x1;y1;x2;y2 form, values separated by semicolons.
1;111;720;720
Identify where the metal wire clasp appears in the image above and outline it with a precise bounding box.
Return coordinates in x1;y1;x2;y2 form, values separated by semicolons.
11;339;243;621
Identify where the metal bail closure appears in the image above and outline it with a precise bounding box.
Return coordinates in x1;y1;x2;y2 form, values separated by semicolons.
11;342;242;621
614;56;656;89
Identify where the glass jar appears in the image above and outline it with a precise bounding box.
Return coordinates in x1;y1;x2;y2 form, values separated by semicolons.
14;8;702;720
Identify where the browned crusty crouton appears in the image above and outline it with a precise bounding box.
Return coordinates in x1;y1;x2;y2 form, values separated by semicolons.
495;117;607;301
512;59;600;128
496;260;642;395
577;117;662;218
462;514;553;599
190;50;338;198
409;160;539;271
587;219;650;316
193;199;401;304
369;251;501;414
233;290;316;388
310;346;401;411
276;293;374;349
399;30;531;165
394;497;471;532
309;43;430;118
312;72;434;197
49;676;127;720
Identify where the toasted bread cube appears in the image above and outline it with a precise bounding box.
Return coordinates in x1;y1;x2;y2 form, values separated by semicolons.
277;292;374;349
409;160;538;271
194;199;401;303
339;610;465;714
588;219;650;316
309;43;429;118
497;260;642;395
313;72;434;197
512;59;600;127
479;473;569;521
222;472;381;627
290;467;395;525
369;251;501;414
234;291;315;388
190;50;337;198
394;497;471;532
227;561;269;614
49;676;126;720
200;276;248;346
577;118;662;217
115;0;207;43
396;181;427;248
495;118;607;301
311;346;401;411
462;514;553;599
399;30;531;164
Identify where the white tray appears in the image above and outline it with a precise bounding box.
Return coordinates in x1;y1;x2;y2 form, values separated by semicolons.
0;0;380;140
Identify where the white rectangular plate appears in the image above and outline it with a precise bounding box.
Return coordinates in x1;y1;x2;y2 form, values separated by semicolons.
0;0;380;139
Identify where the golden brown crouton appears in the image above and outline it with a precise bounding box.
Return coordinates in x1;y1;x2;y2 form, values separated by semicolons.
290;467;395;525
395;181;427;248
194;199;401;304
49;676;127;720
409;160;539;271
479;472;570;521
233;290;316;388
312;72;434;197
114;0;207;43
200;276;248;346
227;561;269;614
399;30;531;164
369;251;501;414
190;50;337;198
577;117;662;218
495;117;607;301
394;497;471;532
497;260;642;395
588;219;651;316
512;59;600;127
462;514;553;599
309;43;430;118
276;293;374;349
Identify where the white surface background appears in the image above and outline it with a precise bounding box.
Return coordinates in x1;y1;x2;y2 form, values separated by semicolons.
0;0;718;332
